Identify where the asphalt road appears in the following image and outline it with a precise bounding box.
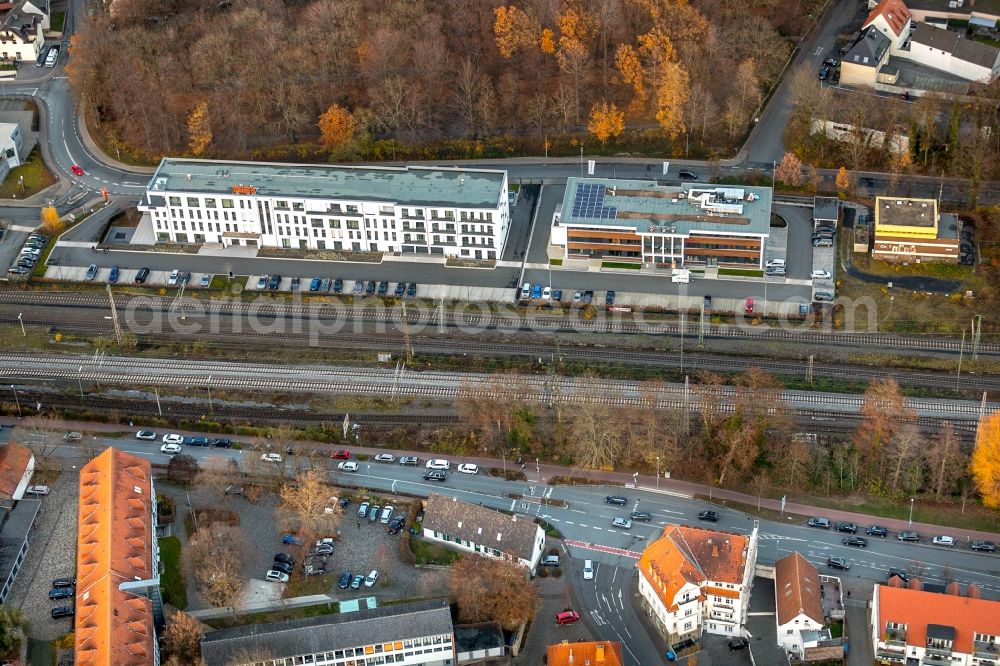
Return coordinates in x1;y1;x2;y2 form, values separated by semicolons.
15;428;1000;665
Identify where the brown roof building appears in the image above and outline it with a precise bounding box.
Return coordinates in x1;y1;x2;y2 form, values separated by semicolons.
775;552;829;660
75;448;162;666
637;524;758;641
0;443;34;501
421;494;545;571
547;641;624;666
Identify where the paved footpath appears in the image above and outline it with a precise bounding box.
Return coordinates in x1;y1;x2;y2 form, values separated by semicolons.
4;415;998;542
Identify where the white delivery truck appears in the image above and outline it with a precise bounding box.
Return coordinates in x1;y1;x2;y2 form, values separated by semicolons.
671;269;691;284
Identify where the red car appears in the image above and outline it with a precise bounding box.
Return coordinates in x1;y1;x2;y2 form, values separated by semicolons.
70;164;85;176
331;449;350;460
555;610;580;625
745;297;754;314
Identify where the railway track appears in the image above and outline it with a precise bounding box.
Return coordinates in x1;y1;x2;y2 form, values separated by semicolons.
0;289;994;355
1;351;994;422
2;309;996;395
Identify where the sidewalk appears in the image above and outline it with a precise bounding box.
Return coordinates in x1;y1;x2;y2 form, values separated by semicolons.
186;593;336;620
3;415;998;541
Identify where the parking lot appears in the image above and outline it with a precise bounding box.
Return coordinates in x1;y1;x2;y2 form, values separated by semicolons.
170;482;448;612
6;471;80;641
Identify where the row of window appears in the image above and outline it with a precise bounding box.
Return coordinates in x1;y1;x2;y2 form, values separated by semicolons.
433;532;503;558
165;196;495;223
240;636;453;666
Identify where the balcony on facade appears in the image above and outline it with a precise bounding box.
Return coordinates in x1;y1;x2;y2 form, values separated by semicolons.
974;640;1000;663
403;222;427;232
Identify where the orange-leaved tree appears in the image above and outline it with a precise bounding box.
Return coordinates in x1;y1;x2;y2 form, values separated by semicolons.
971;411;1000;509
40;206;63;236
493;6;538;59
835;166;851;193
318;104;356;150
587;101;624;144
775;152;804;187
186;101;212;157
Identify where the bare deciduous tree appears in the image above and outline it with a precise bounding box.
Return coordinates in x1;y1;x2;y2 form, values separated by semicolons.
188;525;248;613
449;556;538;629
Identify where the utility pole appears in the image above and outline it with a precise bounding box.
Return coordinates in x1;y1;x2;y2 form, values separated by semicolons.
806;355;814;384
106;284;123;344
207;375;214;414
957;328;965;390
401;301;414;363
971;314;982;362
17;312;24;337
683;375;691;433
698;305;705;348
154;387;162;416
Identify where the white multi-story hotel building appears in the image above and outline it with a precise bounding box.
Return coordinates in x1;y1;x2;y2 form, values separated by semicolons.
137;158;510;260
638;523;759;641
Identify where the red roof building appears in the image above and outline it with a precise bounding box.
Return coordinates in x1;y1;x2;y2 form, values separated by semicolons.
75;448;162;666
0;443;34;501
863;0;912;48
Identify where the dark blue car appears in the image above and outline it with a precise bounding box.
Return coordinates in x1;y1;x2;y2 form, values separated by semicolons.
186;437;210;447
48;586;74;600
109;266;120;283
309;278;321;292
338;571;353;589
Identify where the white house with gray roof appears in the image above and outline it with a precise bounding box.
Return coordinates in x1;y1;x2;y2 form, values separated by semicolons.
137;158;510;260
199;598;455;666
422;494;545;572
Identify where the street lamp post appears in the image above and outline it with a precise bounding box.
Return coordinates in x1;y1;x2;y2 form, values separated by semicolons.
17;313;25;337
535;458;540;483
656;456;660;490
908;497;915;527
10;385;21;417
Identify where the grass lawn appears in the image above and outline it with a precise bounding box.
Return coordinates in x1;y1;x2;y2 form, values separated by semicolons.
203;601;337;629
0;149;56;199
409;539;461;565
601;261;640;269
283;574;335;599
719;268;765;278
210;274;248;291
49;10;65;31
549;258;563;266
157;536;188;610
830;620;843;639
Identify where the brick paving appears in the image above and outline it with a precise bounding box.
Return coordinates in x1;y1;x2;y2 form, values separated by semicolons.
7;471;80;641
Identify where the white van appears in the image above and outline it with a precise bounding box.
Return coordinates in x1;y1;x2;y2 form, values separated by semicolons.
44;49;58;68
520;282;531;299
671;269;690;284
583;560;594;580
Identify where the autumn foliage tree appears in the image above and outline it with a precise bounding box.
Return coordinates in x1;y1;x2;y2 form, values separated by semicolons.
835;166;851;193
39;206;63;236
972;412;1000;509
277;470;343;548
186;101;212;156
317;104;356;150
853;379;915;488
161;611;205;666
775;152;805;187
188;525;248;612
449;556;538;629
587;101;624;144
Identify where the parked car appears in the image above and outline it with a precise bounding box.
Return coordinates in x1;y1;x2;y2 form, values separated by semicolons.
290;277;301;290
555;610;580;625
611;517;632;530
573;290;582;302
866;525;889;537
810;269;831;280
703;294;712;310
932;535;955;547
630;511;652;521
224;485;243;496
972;540;997;552
352;280;364;295
282;534;304;545
160;443;181;455
678;170;698;181
351;574;365;589
338;571;353;589
744;296;753;314
843;536;869;548
25;485;50;495
540;555;560;567
333;278;343;293
136;430;157;440
728;637;750;651
457;463;479;475
697;510;719;522
405;282;417;297
186;436;210;447
583;290;593;304
426;459;451;470
357;502;370;518
605;495;627;505
52;577;75;588
394;282;405;297
387;516;405;534
337;461;359;472
814;291;834;302
399;456;419;466
583;560;594;580
210;437;232;448
135;267;150;284
834;522;857;534
108;266;120;283
200;274;211;287
332;449;351;460
309;278;322;292
423;471;448;482
605;290;616;306
364;570;379;587
270;561;293;575
85;264;98;281
265;570;289;583
368;505;380;522
377;281;389;295
380;505;394;524
898;531;920;542
826;557;850;570
48;586;74;600
818;66;831;80
267;274;282;290
365;280;376;296
807;517;830;529
261;453;283;463
274;553;294;566
373;453;395;463
812;238;834;247
51;606;75;619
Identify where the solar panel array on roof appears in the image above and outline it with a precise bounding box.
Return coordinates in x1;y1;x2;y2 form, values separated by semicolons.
572;183;618;220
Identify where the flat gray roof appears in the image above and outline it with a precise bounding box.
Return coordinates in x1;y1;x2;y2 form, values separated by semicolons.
559;178;772;236
813;197;840;222
147;158;506;209
200;598;453;666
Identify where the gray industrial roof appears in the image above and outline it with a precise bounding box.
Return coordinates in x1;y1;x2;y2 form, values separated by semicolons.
423;494;541;562
146;158;506;209
0;499;40;596
910;22;1000;68
558;177;772;236
200;598;453;666
813;197;840;222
